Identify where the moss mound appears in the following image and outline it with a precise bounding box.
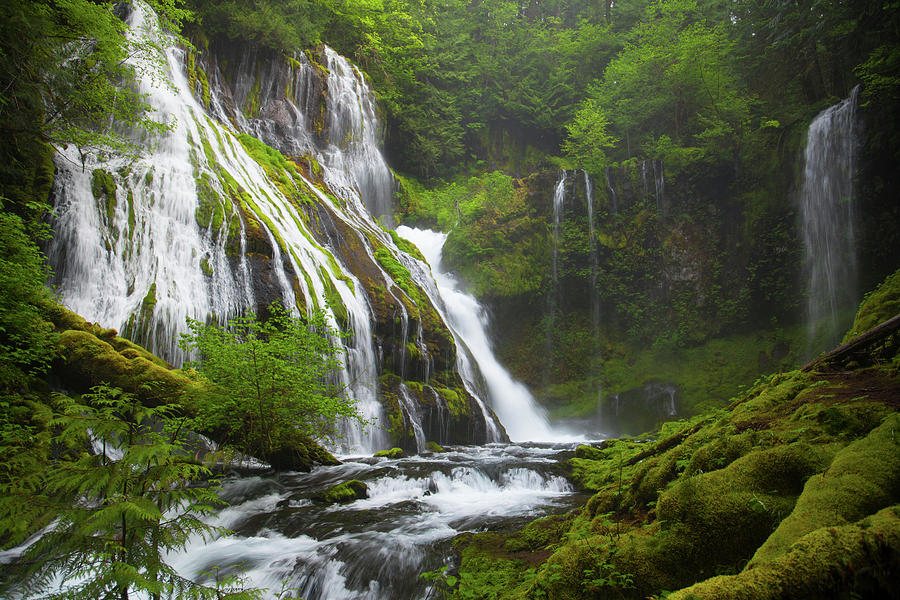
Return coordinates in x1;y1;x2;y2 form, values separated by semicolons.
375;447;407;459
843;267;900;342
317;480;368;504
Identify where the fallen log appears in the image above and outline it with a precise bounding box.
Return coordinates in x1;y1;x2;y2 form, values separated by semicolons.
802;313;900;372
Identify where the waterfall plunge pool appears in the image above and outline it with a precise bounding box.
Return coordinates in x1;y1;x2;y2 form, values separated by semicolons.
168;442;592;600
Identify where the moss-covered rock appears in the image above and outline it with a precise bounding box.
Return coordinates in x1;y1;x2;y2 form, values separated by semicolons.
316;480;368;503
843;267;900;342
374;447;406;459
669;505;900;600
748;413;900;565
267;437;340;472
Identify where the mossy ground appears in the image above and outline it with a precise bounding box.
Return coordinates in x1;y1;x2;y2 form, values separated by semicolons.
449;356;900;600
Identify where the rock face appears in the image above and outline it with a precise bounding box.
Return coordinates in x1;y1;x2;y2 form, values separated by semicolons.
186;37;503;450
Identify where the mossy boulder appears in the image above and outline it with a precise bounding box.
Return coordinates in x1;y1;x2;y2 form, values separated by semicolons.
669;505;900;600
316;480;368;504
374;447;406;459
843;267;900;342
455;350;900;600
426;441;446;453
54;329;194;406
748;413;900;566
267;438;340;472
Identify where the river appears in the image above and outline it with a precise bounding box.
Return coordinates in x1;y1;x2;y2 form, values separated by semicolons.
169;443;591;599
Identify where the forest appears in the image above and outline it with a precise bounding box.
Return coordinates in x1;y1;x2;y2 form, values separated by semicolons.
1;0;899;598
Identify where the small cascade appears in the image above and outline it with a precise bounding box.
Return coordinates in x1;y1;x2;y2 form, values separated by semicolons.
162;444;579;599
605;167;618;213
653;159;666;218
545;171;568;383
320;47;395;225
397;227;558;443
800;87;860;355
397;384;427;453
584;171;600;342
427;387;450;444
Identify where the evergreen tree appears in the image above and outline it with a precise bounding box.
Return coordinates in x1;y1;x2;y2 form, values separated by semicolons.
0;385;261;600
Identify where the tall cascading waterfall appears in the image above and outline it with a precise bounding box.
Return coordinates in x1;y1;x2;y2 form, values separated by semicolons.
44;2;451;454
397;228;555;442
799;87;860;355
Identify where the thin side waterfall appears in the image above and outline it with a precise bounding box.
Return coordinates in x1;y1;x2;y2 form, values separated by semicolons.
800;86;860;356
397;227;560;442
398;384;427;453
605;167;618;213
653;160;666;218
584;171;600;342
584;171;603;415
545;171;567;383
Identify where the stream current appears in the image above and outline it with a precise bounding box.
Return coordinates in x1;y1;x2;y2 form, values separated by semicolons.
169;443;590;599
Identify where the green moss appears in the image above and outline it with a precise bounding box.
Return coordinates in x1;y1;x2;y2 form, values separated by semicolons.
426;441;445;453
126;190;136;237
433;387;467;417
200;257;213;277
91;168;117;223
319;267;348;328
568;439;644;492
843;268;900;342
55;329;192;405
388;228;426;262
245;69;262;118
669;505;900;600
374;247;417;302
194;171;225;231
142;283;157;313
317;480;368;503
748;413;900;565
374;447;406;459
197;64;210;108
504;514;572;553
451;532;537;600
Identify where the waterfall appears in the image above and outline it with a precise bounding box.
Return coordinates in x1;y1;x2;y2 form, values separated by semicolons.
584;172;600;342
605;167;618;213
653;159;666;218
396;227;557;443
584;171;603;415
47;2;413;453
551;171;567;290
799;87;860;355
319;48;395;225
545;171;568;384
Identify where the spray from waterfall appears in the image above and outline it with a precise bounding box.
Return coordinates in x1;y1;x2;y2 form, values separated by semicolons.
800;86;860;356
